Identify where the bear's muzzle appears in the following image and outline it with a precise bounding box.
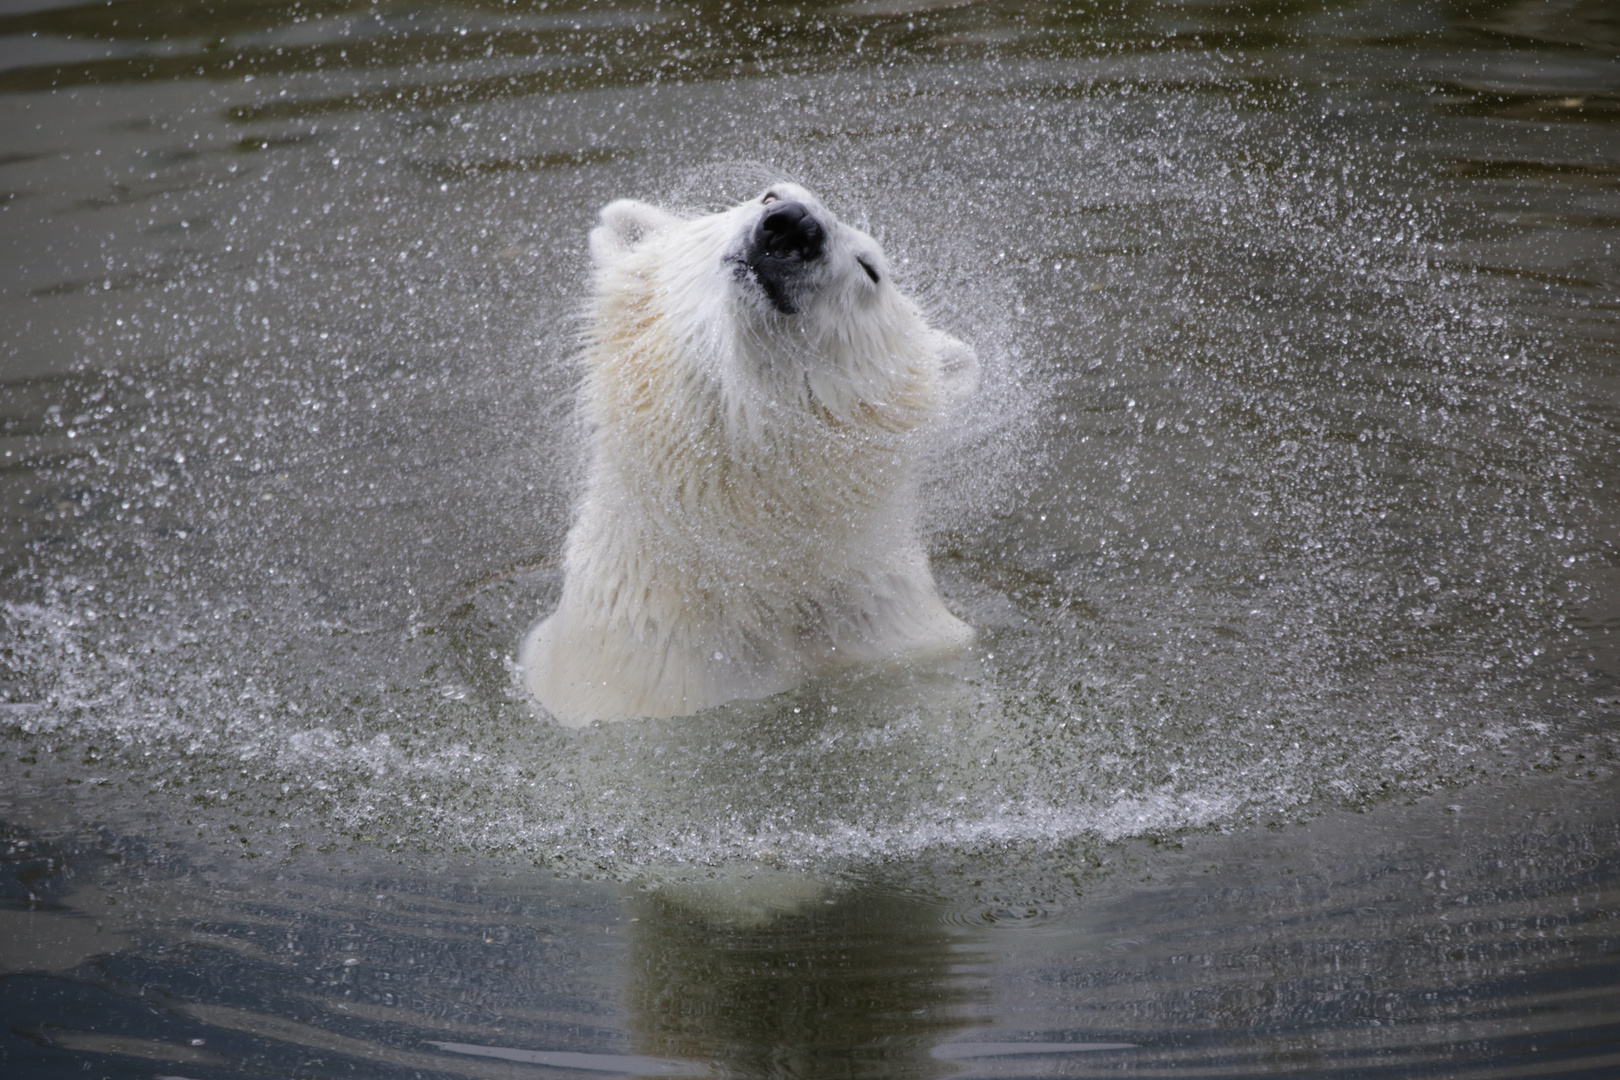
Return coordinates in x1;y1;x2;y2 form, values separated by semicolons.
743;200;826;314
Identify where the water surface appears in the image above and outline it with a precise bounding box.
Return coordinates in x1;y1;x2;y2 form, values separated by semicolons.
1;1;1617;1077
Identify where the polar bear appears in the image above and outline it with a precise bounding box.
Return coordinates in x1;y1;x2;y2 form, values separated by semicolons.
521;183;978;726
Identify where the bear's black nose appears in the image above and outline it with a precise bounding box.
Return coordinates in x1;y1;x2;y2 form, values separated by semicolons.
757;201;825;262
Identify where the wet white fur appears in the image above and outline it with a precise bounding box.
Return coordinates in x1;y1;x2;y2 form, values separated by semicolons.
522;184;978;726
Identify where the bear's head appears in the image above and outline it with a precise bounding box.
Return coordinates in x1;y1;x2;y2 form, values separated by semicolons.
586;183;977;424
591;182;889;318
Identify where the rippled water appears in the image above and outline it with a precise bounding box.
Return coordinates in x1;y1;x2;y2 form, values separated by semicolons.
2;1;1617;1076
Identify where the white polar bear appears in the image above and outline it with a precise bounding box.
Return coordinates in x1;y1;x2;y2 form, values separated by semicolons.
522;183;978;726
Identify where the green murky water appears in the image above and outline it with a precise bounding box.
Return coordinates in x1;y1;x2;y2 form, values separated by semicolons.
2;2;1617;1076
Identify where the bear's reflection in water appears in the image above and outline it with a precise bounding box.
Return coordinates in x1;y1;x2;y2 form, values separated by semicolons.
624;878;982;1079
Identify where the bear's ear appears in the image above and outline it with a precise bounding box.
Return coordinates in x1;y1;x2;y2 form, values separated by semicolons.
934;334;980;406
590;199;678;267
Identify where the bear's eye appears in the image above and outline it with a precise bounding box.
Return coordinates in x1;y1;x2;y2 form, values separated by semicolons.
857;256;881;284
761;190;779;204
